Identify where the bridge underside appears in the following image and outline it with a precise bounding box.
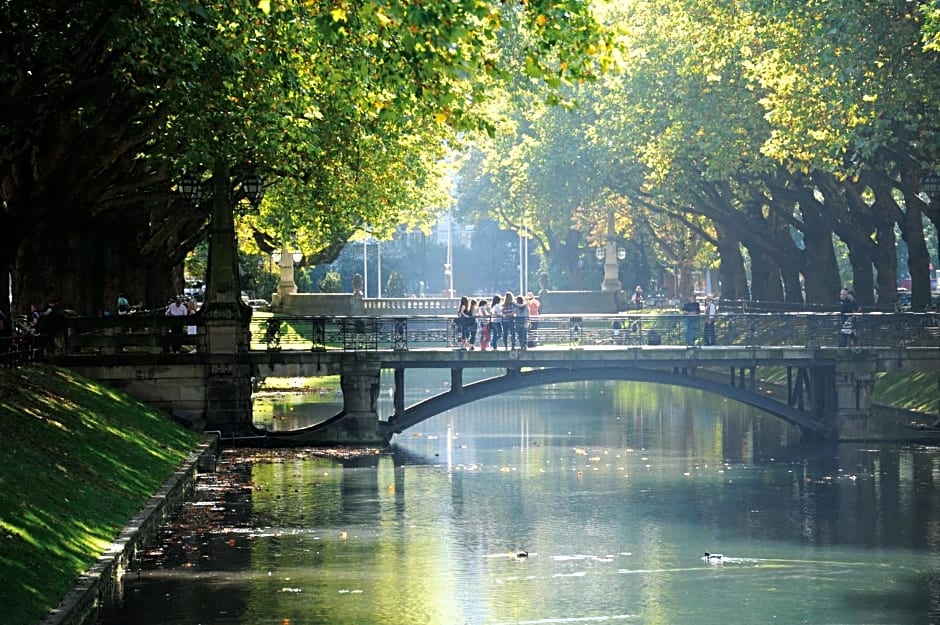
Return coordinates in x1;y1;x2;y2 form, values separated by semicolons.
382;366;831;440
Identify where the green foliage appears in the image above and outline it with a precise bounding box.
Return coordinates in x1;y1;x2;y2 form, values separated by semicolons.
385;270;405;297
318;271;344;293
1;0;614;310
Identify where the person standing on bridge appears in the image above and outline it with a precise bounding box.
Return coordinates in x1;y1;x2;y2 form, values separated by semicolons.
501;291;516;350
682;294;701;347
489;294;502;350
526;292;540;347
457;296;473;350
703;295;718;346
165;296;188;353
838;288;861;347
477;297;492;351
514;295;530;350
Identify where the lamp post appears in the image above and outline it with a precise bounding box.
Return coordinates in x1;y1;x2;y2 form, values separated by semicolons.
362;239;369;298
178;160;263;319
596;211;625;292
176;159;263;437
359;238;383;298
444;210;455;298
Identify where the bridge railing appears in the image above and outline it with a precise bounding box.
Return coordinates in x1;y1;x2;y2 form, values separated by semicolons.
248;311;940;351
0;333;48;367
46;311;940;355
47;312;203;355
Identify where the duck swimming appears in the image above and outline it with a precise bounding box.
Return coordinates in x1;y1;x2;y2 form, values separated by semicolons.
513;550;529;559
702;552;723;563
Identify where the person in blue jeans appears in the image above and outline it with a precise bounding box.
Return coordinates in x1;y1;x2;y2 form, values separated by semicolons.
681;295;701;346
489;294;502;350
501;291;515;349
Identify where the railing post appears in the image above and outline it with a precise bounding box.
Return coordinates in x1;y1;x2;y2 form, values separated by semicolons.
806;315;820;348
311;317;326;351
393;318;408;351
746;315;760;348
569;317;583;347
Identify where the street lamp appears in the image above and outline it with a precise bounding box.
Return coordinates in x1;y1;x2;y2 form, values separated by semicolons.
595;245;626;261
176;162;264;318
444;210;455;298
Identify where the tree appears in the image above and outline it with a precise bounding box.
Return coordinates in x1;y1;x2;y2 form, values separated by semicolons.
385;271;405;298
318;271;343;294
1;0;613;315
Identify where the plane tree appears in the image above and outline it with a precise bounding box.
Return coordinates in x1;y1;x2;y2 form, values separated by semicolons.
0;0;612;314
744;0;940;308
585;0;940;307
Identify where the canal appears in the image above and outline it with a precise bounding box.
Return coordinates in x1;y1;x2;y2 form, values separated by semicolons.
98;371;940;625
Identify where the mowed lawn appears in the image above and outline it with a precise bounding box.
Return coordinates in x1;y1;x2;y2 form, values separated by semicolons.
0;364;201;625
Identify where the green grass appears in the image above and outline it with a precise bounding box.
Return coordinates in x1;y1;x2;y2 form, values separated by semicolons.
0;364;201;625
759;367;938;416
871;372;939;413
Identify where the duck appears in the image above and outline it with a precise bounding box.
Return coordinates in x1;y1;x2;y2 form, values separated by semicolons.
513;550;529;559
702;552;723;563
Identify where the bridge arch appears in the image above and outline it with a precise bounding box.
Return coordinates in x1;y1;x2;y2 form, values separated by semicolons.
383;367;826;438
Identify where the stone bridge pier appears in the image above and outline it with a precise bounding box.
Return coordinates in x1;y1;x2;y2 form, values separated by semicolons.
334;359;384;442
831;354;878;440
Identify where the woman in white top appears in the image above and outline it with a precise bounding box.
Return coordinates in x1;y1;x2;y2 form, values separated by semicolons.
489;295;502;350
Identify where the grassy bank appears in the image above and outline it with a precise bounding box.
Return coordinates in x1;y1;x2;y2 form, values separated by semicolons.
759;367;938;417
0;365;201;625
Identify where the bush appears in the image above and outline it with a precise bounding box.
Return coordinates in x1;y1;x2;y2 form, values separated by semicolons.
318;270;344;293
386;270;405;297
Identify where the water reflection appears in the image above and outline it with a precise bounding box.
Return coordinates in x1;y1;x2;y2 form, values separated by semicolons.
99;380;940;625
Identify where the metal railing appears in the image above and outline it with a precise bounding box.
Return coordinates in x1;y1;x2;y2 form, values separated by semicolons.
45;311;940;355
248;312;940;352
0;333;48;367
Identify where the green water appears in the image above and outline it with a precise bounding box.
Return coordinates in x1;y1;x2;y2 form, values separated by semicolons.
100;379;940;625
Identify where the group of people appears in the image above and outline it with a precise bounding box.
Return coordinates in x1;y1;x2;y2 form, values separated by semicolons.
680;294;719;346
456;291;541;351
164;295;199;352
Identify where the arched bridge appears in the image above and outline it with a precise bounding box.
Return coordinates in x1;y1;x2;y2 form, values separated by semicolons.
50;311;940;445
385;362;824;435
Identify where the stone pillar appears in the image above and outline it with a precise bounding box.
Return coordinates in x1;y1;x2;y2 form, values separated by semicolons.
832;354;877;439
276;243;298;297
336;359;384;443
201;160;255;437
601;212;623;292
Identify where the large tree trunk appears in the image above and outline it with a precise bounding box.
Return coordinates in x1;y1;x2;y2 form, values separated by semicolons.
13;212;180;316
714;225;748;300
748;247;783;301
781;266;803;304
900;203;933;311
797;203;841;305
873;218;898;309
846;245;876;308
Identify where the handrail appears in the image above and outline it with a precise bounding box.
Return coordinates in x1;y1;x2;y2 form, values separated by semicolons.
48;311;940;355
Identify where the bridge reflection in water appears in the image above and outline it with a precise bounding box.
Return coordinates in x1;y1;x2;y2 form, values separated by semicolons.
52;312;940;445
